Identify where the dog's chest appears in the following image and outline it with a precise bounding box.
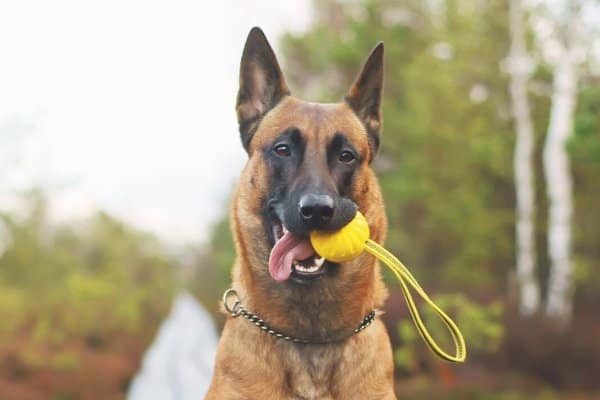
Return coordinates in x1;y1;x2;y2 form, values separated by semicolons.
282;345;340;399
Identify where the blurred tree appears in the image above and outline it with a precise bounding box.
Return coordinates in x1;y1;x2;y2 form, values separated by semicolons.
275;0;600;388
507;0;540;316
200;0;600;394
279;0;515;379
540;0;585;324
0;190;175;360
569;84;600;308
189;212;234;326
283;0;515;292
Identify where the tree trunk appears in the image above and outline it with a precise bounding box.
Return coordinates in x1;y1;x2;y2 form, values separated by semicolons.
508;0;540;316
543;1;582;324
543;58;577;322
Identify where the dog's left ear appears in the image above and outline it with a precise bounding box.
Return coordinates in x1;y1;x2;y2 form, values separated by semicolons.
345;43;384;159
237;27;290;151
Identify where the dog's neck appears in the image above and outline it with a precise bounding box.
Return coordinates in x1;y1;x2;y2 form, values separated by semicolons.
232;255;387;343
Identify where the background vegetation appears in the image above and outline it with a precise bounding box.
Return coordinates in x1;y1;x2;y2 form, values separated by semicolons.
198;0;600;398
0;191;177;399
1;0;599;399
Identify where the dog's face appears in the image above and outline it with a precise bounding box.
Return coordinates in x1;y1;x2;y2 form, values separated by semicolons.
232;28;386;289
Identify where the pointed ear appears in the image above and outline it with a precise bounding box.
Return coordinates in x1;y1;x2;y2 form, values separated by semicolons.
345;43;384;159
236;27;290;151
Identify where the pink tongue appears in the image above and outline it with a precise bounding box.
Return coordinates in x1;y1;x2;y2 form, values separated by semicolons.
268;231;315;281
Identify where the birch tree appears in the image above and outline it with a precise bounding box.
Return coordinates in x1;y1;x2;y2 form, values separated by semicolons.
542;0;584;323
507;0;540;316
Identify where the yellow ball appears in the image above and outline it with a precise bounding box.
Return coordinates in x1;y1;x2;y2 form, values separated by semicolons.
310;211;370;263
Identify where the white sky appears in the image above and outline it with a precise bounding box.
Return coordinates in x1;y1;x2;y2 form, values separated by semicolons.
1;0;597;247
0;0;312;245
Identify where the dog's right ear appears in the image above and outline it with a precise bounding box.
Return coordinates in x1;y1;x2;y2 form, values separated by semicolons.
236;27;290;151
345;43;384;160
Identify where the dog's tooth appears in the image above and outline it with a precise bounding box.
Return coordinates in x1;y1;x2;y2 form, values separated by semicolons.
292;256;326;274
283;226;289;234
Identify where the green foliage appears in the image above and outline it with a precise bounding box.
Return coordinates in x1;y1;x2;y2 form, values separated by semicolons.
199;0;600;394
395;294;504;372
0;190;175;367
570;85;600;294
282;0;516;292
50;351;80;371
0;284;27;336
282;0;600;393
189;212;235;323
571;86;600;165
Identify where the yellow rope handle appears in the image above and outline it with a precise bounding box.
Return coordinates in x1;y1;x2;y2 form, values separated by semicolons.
310;211;466;362
364;239;467;362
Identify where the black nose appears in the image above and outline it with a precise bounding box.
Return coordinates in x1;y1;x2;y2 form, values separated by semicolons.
298;194;334;228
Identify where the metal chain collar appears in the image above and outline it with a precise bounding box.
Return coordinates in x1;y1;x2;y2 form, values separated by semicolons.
222;288;376;345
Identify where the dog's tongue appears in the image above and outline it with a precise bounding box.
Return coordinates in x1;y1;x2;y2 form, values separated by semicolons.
268;231;314;281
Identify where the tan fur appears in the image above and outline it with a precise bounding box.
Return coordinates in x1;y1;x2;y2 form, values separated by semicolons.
206;94;396;399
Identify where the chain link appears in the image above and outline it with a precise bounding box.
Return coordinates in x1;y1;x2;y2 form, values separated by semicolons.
223;288;376;345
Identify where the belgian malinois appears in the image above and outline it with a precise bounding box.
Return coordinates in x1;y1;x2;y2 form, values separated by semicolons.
206;27;396;399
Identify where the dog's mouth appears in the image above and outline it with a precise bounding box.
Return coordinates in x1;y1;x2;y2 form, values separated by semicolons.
268;216;326;282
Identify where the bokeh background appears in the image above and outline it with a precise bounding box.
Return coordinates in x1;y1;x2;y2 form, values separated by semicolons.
1;0;599;399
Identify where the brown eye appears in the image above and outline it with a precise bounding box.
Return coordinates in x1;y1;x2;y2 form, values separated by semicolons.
339;150;356;163
274;144;291;157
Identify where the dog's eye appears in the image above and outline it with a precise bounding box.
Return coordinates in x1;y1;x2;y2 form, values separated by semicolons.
274;144;291;157
339;150;356;164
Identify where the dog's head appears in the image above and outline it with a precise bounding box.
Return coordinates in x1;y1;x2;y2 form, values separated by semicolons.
232;27;387;289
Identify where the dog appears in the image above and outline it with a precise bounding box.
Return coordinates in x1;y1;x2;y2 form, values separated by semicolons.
205;27;396;400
